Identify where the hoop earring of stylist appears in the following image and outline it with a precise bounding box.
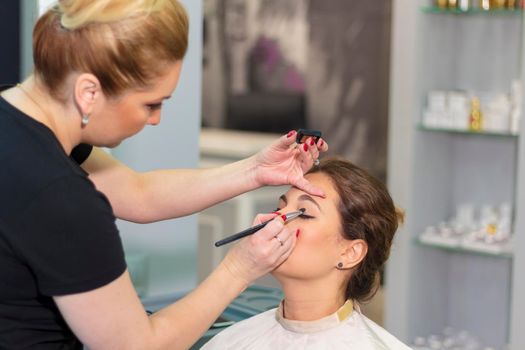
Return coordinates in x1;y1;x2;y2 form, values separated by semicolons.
0;1;328;349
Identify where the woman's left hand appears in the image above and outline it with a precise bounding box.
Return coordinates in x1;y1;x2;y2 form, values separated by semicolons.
253;130;329;197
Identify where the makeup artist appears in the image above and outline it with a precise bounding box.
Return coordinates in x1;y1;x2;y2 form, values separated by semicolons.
0;1;328;349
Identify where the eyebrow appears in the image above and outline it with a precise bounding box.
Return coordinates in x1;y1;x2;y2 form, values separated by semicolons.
150;95;172;103
279;194;322;211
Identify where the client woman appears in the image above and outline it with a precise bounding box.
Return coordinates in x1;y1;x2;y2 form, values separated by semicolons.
202;158;410;349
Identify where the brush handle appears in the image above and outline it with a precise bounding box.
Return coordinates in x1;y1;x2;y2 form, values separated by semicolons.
214;220;271;247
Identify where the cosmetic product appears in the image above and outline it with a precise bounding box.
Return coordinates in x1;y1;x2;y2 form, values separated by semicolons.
469;97;483;131
448;91;469;130
424;90;448;128
456;203;476;231
479;0;490;10
492;0;506;8
214;209;305;247
448;0;458;8
481;93;511;133
295;129;322;144
458;0;470;11
436;0;448;9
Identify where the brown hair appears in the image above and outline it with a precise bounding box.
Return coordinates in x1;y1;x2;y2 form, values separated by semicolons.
307;157;404;303
33;0;189;100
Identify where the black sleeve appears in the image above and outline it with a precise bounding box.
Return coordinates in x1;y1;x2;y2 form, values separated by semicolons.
70;144;93;165
12;175;126;296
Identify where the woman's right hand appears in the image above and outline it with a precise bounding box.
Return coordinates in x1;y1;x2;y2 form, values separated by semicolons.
220;213;296;285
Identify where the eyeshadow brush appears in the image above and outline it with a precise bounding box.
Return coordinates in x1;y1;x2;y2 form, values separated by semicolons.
214;208;305;247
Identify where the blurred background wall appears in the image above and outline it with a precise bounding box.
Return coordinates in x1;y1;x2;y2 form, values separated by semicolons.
202;0;392;179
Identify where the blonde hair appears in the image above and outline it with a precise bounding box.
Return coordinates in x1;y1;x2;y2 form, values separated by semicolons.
33;0;188;100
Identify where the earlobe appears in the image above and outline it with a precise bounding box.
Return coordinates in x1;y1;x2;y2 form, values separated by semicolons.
337;239;367;270
74;73;101;119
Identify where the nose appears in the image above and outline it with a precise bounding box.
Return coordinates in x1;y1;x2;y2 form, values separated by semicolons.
147;114;161;126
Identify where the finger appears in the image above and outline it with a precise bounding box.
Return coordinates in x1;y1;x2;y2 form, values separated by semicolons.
299;142;313;169
303;137;320;163
272;227;292;251
275;130;298;150
292;176;326;198
273;229;297;267
317;138;328;152
274;225;293;246
255;217;285;241
273;235;285;248
308;139;320;163
252;212;279;225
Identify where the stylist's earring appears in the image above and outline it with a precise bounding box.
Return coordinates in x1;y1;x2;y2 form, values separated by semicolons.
336;262;344;270
81;114;90;126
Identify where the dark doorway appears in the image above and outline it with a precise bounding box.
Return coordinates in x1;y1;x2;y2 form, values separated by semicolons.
0;1;21;85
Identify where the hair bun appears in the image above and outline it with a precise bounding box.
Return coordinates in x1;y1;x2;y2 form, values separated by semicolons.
58;0;165;30
395;207;405;225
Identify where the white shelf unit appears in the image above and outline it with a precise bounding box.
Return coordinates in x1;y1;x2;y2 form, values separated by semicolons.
385;1;525;349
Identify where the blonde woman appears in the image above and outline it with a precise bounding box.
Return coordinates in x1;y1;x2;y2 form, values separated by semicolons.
202;158;410;350
0;1;328;349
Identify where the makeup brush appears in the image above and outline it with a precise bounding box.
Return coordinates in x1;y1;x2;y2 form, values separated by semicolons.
214;208;305;247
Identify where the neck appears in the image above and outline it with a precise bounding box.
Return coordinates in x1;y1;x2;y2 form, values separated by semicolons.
14;77;81;154
277;276;347;321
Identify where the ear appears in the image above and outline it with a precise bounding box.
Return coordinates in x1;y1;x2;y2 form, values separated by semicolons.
338;239;367;270
73;73;102;117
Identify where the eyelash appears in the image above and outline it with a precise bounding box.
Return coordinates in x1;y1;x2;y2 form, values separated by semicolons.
274;208;315;220
146;103;163;111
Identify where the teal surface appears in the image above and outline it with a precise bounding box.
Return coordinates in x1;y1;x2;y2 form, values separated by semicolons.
140;285;284;349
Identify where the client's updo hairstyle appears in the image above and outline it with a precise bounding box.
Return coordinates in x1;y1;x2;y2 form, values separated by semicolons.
33;0;189;100
307;158;404;303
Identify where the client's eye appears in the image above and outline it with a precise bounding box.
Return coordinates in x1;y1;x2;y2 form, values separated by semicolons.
299;213;315;219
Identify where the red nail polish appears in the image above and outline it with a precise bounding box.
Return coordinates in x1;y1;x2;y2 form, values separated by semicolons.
320;139;324;147
296;229;300;237
310;138;315;146
303;143;308;152
281;215;287;221
287;130;295;138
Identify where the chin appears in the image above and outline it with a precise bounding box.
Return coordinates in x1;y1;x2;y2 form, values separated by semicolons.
107;140;122;148
86;137;122;148
97;139;122;148
272;259;299;279
272;259;329;282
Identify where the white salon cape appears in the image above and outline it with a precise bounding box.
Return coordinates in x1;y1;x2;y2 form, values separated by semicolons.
201;300;412;350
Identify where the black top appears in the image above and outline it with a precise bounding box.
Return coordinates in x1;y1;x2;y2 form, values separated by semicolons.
0;95;126;349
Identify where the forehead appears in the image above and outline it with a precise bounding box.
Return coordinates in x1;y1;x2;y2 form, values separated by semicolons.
285;172;340;207
116;61;183;101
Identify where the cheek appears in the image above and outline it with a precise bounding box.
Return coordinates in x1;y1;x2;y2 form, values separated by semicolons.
296;230;336;259
115;104;149;131
276;228;338;276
